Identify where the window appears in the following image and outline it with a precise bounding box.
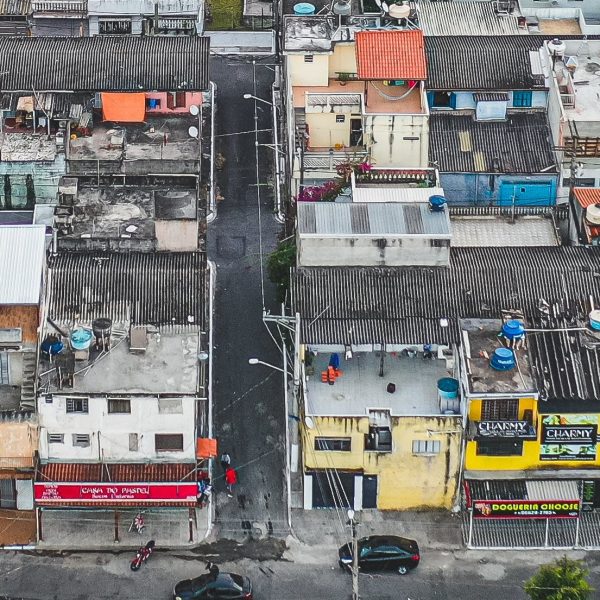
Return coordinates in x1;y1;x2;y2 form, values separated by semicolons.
575;178;595;187
430;239;450;248
481;399;518;421
155;434;184;452
430;91;455;108
304;55;314;63
146;98;161;110
129;433;139;452
108;399;131;414
477;439;524;456
72;434;90;448
336;115;346;123
158;398;183;414
66;398;88;413
412;440;441;455
365;427;392;452
512;91;532;108
314;437;351;451
99;19;132;34
48;433;64;444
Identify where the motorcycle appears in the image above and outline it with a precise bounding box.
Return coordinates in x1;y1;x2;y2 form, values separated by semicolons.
130;540;155;571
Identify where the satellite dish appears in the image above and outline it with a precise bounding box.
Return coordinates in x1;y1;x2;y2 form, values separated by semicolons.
188;126;199;139
381;1;389;12
374;0;382;6
304;416;315;429
189;104;199;116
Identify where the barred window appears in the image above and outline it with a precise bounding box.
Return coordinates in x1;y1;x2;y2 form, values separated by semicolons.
481;399;518;421
412;440;441;455
314;437;351;451
108;399;131;414
66;398;88;413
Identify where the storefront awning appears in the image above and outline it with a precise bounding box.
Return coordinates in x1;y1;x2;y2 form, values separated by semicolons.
526;480;579;501
101;92;145;123
196;438;217;459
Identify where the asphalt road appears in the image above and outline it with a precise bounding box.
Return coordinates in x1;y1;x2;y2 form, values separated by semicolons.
207;55;287;538
1;545;600;600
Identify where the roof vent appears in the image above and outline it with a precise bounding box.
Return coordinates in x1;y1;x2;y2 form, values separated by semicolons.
429;195;447;212
490;347;516;371
294;2;315;15
589;310;600;332
548;38;566;60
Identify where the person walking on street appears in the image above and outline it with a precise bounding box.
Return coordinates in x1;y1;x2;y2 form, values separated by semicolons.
225;466;238;498
220;453;231;472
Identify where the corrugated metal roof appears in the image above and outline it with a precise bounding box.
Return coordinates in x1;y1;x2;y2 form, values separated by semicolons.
297;202;451;236
0;36;210;92
0;0;30;15
526;480;579;501
473;92;509;102
429;112;556;174
48;252;206;326
0;225;46;305
38;462;198;482
355;30;427;81
574;187;600;208
352;187;445;203
425;36;546;91
418;1;520;36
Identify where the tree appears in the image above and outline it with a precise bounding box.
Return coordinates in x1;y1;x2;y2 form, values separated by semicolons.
524;556;594;600
267;239;296;304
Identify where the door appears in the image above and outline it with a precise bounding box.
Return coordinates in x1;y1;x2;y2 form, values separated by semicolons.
0;479;16;508
350;118;363;147
0;352;9;385
362;475;378;509
499;181;553;207
311;471;355;508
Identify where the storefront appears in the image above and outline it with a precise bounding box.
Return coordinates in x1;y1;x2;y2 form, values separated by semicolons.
35;462;202;545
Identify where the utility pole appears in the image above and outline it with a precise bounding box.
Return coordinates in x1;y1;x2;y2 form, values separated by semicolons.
348;509;359;600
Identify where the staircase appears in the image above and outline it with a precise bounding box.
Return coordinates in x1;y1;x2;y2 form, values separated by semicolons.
20;353;37;411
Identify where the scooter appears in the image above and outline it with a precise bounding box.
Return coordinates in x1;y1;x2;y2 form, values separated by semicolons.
130;540;155;571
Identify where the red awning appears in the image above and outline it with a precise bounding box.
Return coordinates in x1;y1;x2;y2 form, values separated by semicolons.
574;187;600;209
101;92;146;123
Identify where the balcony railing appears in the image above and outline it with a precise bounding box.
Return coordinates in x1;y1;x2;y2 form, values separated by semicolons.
561;93;576;108
301;149;369;172
32;1;87;13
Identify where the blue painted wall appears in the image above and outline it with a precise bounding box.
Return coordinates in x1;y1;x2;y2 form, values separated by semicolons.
439;172;558;206
427;91;548;110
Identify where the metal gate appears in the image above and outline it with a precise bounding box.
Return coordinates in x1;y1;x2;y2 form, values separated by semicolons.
0;479;16;508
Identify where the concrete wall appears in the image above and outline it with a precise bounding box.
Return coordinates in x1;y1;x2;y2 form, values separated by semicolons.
303;415;462;510
297;235;450;267
327;43;357;79
38;395;197;462
305;112;356;148
0;421;38;465
288;54;329;87
155;220;198;250
0;306;39;344
366;113;429;168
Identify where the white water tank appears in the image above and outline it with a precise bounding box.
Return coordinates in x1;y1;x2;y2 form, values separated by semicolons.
332;0;351;15
586;204;600;225
548;38;566;60
388;2;410;19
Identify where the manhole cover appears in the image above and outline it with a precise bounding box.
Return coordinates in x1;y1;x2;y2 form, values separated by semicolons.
217;235;246;259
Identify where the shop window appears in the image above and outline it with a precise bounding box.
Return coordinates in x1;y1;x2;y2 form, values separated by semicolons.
108;398;131;414
315;437;351;451
155;433;184;452
476;439;524;456
412;440;441;455
481;399;518;421
72;433;90;448
66;397;88;413
512;91;533;108
158;398;183;414
48;433;64;444
129;433;139;452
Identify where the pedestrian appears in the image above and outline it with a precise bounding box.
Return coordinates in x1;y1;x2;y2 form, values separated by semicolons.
197;478;212;508
220;452;231;472
225;466;238;498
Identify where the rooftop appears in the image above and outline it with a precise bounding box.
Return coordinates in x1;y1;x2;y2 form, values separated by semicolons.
429;112;556;174
0;133;56;162
355;30;427;81
417;1;521;36
0;36;210;92
425;36;546;91
283;16;335;52
305;351;450;417
0;225;46;304
461;318;535;396
352;187;445;203
297;202;451;237
450;216;559;247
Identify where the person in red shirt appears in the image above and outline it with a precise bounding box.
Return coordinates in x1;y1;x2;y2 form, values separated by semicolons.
225;467;238;498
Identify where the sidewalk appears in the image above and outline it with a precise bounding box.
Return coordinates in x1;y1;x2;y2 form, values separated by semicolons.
290;508;463;551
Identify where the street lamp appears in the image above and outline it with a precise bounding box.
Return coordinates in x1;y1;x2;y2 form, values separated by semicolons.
243;93;284;222
248;357;289;374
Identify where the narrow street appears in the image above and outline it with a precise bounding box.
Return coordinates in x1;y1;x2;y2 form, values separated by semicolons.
207;55;288;538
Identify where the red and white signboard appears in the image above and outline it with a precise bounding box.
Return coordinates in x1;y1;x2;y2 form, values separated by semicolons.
34;482;197;504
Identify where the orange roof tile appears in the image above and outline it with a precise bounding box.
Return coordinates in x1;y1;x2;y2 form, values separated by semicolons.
355;30;427;81
37;462;198;482
574;187;600;209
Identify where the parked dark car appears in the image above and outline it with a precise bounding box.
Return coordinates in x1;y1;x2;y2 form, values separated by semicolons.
173;572;253;600
338;535;420;575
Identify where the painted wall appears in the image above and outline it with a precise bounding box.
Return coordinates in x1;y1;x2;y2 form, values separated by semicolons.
428;91;547;111
297;235;450;267
144;92;203;116
466;401;600;472
305;112;354;148
38;395;197;462
288;54;329;87
0;305;39;344
366;114;429;168
439;173;558;206
303;415;462;510
327;43;357;79
0;421;38;467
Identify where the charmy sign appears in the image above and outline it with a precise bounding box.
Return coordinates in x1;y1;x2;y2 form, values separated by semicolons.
540;414;598;462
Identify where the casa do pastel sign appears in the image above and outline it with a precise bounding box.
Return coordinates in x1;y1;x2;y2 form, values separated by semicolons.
477;421;536;439
540;415;598;462
34;483;198;504
473;499;580;519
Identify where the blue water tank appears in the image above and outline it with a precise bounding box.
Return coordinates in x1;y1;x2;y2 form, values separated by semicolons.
502;319;525;340
429;195;447;212
590;310;600;331
71;328;93;351
294;2;315;14
437;377;459;400
490;347;516;371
